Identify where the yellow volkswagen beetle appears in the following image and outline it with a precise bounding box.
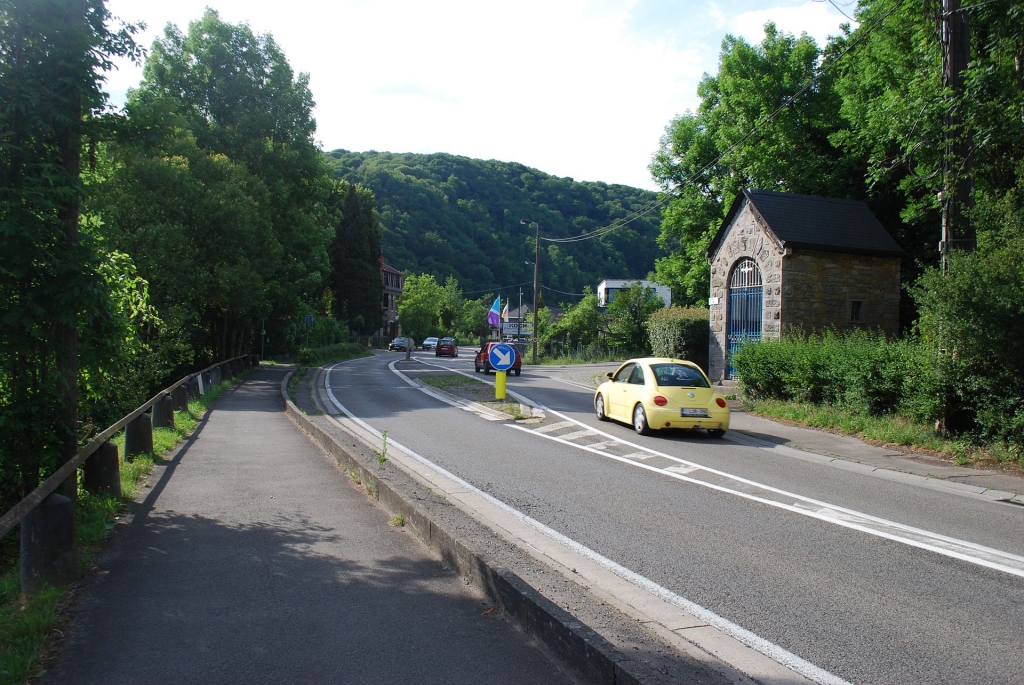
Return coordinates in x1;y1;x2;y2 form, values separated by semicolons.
594;358;729;437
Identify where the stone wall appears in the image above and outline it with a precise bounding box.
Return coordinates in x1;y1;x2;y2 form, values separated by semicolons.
781;250;901;337
707;200;784;382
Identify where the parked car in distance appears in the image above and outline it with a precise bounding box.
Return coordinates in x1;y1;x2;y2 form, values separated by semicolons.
435;337;459;357
593;357;729;437
475;341;522;376
388;337;408;351
422;336;439;351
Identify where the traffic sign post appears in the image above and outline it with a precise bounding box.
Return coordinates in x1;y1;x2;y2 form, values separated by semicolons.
489;344;516;400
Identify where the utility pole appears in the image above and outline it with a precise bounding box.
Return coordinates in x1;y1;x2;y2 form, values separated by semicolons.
521;219;540;364
940;0;975;266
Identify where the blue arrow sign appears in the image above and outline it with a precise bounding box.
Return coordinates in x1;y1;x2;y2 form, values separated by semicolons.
489;343;516;371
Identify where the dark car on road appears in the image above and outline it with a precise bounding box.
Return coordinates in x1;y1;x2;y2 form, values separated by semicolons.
436;337;459;357
388;337;408;351
475;341;521;376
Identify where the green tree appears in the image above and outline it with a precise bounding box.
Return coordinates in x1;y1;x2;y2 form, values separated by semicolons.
606;283;664;354
547;290;602;346
650;24;858;305
90;118;280;363
328;181;383;334
0;0;140;506
131;10;332;355
396;273;443;342
454;294;490;342
438;276;465;333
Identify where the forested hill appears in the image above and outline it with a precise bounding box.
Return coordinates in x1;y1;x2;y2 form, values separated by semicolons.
322;150;665;300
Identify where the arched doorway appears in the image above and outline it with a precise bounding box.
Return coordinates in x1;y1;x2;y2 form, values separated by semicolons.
727;258;763;378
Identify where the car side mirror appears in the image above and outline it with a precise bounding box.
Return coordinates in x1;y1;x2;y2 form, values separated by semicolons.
605;372;614;380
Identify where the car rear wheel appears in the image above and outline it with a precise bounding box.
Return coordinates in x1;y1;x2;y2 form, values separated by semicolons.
633;404;652;436
595;395;608;421
707;429;726;438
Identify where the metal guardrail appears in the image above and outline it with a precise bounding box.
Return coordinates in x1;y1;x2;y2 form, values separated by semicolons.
0;355;256;542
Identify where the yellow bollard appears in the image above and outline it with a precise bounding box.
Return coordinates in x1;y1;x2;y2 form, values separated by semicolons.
495;370;507;400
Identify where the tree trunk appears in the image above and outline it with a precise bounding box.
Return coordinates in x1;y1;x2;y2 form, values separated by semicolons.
55;0;87;502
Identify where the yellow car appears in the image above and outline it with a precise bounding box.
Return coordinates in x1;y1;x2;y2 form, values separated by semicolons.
594;357;730;437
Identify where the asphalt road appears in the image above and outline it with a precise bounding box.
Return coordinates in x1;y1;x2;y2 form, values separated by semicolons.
324;350;1024;685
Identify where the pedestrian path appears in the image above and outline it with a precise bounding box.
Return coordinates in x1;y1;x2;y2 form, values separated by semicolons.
43;367;570;685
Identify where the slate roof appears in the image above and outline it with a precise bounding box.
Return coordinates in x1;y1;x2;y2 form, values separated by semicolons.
708;189;905;259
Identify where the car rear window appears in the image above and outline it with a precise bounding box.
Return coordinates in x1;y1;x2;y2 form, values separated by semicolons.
651;363;709;388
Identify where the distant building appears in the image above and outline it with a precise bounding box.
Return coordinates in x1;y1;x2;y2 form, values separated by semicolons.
706;189;904;382
596;279;671;308
380;257;403;339
490;303;563;341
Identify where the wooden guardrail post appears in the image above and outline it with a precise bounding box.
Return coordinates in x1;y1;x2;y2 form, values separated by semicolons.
83;441;121;497
124;412;152;461
186;377;201;400
152;395;175;429
21;492;77;593
171;386;189;411
221;363;233;381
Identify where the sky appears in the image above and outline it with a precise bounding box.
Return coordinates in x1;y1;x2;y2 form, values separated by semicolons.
104;0;857;191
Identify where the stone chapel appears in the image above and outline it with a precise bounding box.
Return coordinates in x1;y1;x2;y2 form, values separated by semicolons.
706;189;905;382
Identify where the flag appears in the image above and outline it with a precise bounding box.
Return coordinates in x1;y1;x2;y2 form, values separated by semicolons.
487;296;501;325
501;302;509;321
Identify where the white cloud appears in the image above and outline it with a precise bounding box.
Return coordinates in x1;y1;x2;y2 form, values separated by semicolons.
104;1;846;190
729;1;854;47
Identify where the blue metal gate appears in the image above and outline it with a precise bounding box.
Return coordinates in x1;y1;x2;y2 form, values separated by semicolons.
727;258;763;379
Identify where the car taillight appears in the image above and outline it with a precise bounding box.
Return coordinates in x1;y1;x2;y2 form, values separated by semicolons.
716;397;727;408
654;396;667;406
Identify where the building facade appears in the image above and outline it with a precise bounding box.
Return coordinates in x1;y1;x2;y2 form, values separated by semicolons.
380;258;403;339
597;279;672;308
706;190;904;382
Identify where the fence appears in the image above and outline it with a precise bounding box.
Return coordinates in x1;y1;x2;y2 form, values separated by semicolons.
0;354;257;594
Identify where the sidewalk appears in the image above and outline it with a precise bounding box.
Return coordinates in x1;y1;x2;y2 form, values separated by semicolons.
43;367;571;685
727;405;1024;500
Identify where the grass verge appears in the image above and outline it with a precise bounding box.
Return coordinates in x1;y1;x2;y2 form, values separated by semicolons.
745;398;1024;468
420;374;527;419
0;372;245;685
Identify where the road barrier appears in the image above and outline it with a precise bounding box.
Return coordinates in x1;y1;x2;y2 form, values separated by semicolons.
0;354;257;594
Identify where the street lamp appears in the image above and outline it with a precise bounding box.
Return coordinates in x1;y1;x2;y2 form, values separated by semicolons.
521;219;539;363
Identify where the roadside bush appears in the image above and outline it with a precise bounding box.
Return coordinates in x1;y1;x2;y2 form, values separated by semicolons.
731;337;792;399
647;307;709;368
285;313;350;352
296;342;367;366
913;221;1024;444
733;330;938;420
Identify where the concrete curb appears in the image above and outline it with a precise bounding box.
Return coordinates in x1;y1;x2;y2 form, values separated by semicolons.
280;370;643;684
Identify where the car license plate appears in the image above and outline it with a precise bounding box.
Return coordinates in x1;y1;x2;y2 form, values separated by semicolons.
680;408;708;417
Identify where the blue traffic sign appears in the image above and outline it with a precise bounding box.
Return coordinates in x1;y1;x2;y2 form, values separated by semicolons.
488;343;517;371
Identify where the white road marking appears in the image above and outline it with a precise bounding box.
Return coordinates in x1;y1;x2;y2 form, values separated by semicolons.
555;429;598;442
534;420;576;434
322;364;847;685
622;452;660;461
508;422;1024;579
385;360;508;421
376;354;1024;579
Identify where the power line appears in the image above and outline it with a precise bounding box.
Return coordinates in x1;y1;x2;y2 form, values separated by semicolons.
537;0;905;245
542;285;590;298
459;280;534;296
